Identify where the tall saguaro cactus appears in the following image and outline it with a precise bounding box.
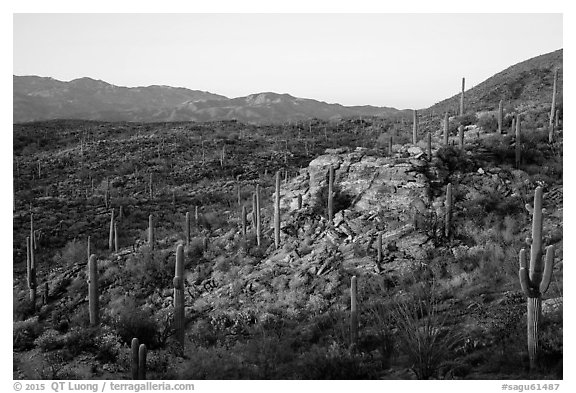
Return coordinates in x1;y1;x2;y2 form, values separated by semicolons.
29;214;36;306
377;232;383;265
427;132;432;161
185;212;191;246
328;165;334;221
519;186;555;370
350;276;358;350
515;114;522;168
458;125;465;151
274;171;281;249
445;183;453;239
174;244;185;348
549;69;558;127
443;113;449;145
460;77;465;115
26;236;36;305
498;100;504;134
412;110;418;144
255;185;261;246
138;344;147;380
148;214;155;250
109;209;115;251
241;205;247;238
131;338;139;380
88;254;99;326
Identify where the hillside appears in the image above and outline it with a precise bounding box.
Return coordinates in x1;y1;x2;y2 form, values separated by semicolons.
13;77;403;124
13;50;563;380
427;49;563;114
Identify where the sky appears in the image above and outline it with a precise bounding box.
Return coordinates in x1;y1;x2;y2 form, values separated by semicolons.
13;13;562;109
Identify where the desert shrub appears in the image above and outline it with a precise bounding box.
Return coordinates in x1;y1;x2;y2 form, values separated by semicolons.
13;292;35;321
435;146;476;173
14;316;44;351
113;301;160;348
125;248;173;291
477;113;498;132
54;239;87;266
34;329;66;351
455;113;478;127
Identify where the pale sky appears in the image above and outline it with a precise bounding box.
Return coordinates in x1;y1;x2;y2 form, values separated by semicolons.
13;14;562;109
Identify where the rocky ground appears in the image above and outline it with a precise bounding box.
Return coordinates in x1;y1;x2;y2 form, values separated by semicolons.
13;116;563;379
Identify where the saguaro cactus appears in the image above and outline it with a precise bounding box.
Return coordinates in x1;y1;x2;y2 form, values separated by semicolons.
274;171;281;249
185;212;191;246
443;113;449;145
445;183;453;239
131;338;139;380
87;236;91;263
519;186;555;370
297;194;303;210
29;214;36;306
109;209;115;251
427;132;432;161
256;184;261;246
149;173;153;199
328;165;334;221
458;125;465;151
350;276;358;349
241;205;247;238
498;99;504;134
88;254;99;326
549;69;558;127
515;114;522;168
138;344;147;380
388;136;393;156
148;214;155;250
460;77;465;115
174;244;185;348
114;222;119;252
412;110;418;144
377;232;383;265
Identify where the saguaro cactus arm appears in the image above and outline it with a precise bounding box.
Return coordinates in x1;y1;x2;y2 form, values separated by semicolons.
539;245;555;294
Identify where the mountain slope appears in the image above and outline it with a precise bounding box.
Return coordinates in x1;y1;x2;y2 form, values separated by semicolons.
427;49;563;114
13;76;229;123
13;76;401;124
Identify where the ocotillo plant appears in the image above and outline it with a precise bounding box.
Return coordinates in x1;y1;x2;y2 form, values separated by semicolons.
88;254;99;326
138;344;147;380
549;69;558;127
515;114;522;168
412;110;418;145
443;113;449;145
148;214;155;250
131;338;139;380
174;244;185;348
519;186;555;370
427;132;432;161
445;183;453;239
460;77;465;115
108;209;115;251
498;99;504;134
274;171;281;249
458;125;465;151
350;276;358;350
328;165;334;221
185;212;191;246
256;184;261;246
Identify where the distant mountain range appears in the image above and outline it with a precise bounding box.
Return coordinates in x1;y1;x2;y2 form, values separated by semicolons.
13;76;403;124
13;48;562;124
